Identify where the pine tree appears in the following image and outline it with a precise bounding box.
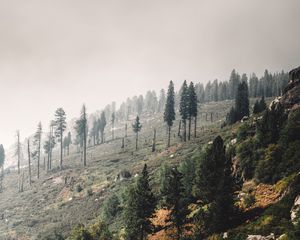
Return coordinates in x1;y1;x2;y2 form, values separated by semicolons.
0;144;5;192
179;80;189;142
111;112;115;140
124;164;155;240
98;111;107;144
33;122;42;179
75;104;88;166
193;136;234;235
54;108;67;170
132;116;142;150
235;81;249;121
188;81;198;139
27;139;32;186
15;130;21;174
253;100;260;114
259;95;267;111
164;81;175;148
163;167;187;239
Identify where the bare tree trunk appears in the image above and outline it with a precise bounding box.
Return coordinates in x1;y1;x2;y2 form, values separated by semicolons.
194;116;197;138
136;132;138;150
183;120;187;142
125;123;127;137
211;112;213;122
44;156;46;171
60;133;63;170
27;140;31;186
37;138;40;179
177;120;181;137
83;125;87;166
188;118;191;141
17;131;20;175
152;128;156;152
167;126;171;148
121;138;125;149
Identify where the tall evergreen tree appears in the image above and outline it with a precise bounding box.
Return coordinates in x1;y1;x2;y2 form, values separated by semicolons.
163;167;187;239
111;112;115;140
188;81;198;139
124;164;155;240
54;108;67;170
75;104;88;166
193;136;234;236
98;111;107;144
164;81;176;148
0;144;5;192
235;81;249;121
132;116;142;150
33;122;42;179
15;130;21;174
179;80;189;142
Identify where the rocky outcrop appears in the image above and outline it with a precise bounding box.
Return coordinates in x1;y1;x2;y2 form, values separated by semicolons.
280;66;300;110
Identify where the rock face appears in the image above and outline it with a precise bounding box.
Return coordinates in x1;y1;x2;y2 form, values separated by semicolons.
280;66;300;110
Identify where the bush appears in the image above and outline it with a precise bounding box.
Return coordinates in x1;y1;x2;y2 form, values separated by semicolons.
69;224;92;240
76;184;83;192
255;144;283;184
237;123;251;142
236;138;258;180
101;194;120;221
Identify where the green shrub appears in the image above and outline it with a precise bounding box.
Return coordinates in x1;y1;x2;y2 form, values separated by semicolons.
76;184;83;192
101;194;120;221
255;144;283;184
236;138;258;180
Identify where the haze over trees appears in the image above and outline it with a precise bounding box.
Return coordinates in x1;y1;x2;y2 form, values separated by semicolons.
75;104;88;166
54;108;67;170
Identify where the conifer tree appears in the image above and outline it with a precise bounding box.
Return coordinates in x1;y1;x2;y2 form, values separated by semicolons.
188;81;198;139
0;144;5;192
111;112;115;140
124;164;155;240
235;81;249;121
193;136;234;235
33;122;42;179
15;130;21;174
98;111;107;144
164;81;175;148
75;104;88;166
179;80;189;141
163;167;187;239
132;116;142;150
54;108;67;170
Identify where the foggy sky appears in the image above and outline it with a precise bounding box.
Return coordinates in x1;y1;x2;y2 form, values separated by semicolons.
0;0;300;149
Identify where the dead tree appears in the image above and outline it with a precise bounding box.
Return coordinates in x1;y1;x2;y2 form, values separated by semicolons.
178;120;181;137
152;129;156;152
211;112;213;122
27;139;31;186
121;138;125;149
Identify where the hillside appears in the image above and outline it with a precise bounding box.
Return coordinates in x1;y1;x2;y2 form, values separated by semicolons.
0;99;238;239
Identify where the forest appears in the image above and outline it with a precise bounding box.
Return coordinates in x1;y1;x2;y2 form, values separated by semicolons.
0;67;299;240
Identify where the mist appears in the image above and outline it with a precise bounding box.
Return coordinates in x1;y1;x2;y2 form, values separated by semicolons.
0;0;300;148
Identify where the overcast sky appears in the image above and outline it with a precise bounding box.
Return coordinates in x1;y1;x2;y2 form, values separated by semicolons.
0;0;300;149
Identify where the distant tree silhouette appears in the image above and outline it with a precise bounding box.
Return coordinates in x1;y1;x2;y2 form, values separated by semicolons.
180;80;189;142
75;104;88;166
164;81;175;147
132;116;142;150
54;108;67;170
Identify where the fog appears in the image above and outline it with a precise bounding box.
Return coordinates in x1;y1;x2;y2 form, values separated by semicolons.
0;0;300;148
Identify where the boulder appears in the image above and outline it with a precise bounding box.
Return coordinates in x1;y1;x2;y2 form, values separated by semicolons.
246;233;275;240
291;194;300;224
